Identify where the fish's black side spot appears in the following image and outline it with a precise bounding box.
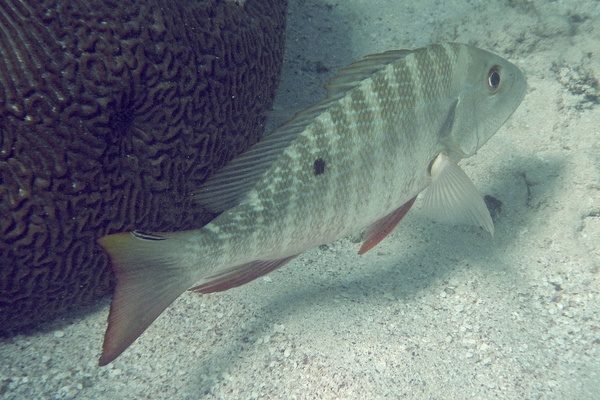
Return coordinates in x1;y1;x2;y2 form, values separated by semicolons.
313;158;326;176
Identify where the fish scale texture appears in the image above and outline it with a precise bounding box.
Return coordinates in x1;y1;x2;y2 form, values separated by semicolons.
201;44;463;265
0;0;287;332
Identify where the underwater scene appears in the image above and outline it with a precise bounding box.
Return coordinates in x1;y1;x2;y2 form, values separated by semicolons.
1;0;599;399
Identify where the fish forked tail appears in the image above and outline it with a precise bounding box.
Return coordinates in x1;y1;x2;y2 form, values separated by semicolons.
97;231;196;366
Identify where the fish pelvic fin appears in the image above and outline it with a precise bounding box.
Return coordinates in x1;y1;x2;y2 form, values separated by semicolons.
97;231;195;366
358;196;417;255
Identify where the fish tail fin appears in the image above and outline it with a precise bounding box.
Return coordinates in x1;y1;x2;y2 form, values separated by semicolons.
97;231;196;366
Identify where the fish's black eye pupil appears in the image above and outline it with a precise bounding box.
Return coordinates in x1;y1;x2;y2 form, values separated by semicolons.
488;66;501;91
313;158;326;176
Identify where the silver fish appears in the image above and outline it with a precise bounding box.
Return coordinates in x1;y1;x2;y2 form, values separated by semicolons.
97;42;526;365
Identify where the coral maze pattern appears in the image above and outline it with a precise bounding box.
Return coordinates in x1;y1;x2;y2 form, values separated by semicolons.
0;0;287;331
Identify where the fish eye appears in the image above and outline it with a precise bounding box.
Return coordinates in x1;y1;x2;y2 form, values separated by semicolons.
488;66;501;92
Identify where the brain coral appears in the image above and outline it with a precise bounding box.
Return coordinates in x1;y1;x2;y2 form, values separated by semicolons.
0;0;287;332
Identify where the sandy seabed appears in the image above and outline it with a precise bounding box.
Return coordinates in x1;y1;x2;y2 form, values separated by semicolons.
2;1;599;399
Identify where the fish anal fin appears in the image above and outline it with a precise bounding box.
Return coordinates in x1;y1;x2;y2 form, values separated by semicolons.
358;196;417;255
190;256;297;294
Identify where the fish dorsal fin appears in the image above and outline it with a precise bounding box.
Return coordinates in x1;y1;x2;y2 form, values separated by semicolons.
326;50;411;97
193;100;339;212
194;50;412;213
421;153;494;236
192;126;297;212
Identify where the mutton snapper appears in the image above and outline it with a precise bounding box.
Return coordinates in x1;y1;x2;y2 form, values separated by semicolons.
97;42;526;365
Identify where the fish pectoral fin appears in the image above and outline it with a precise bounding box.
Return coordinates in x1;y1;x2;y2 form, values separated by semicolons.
358;196;417;255
189;256;297;294
97;231;195;366
421;153;494;236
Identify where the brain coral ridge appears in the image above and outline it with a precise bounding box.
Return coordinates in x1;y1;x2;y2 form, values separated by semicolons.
0;0;287;332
